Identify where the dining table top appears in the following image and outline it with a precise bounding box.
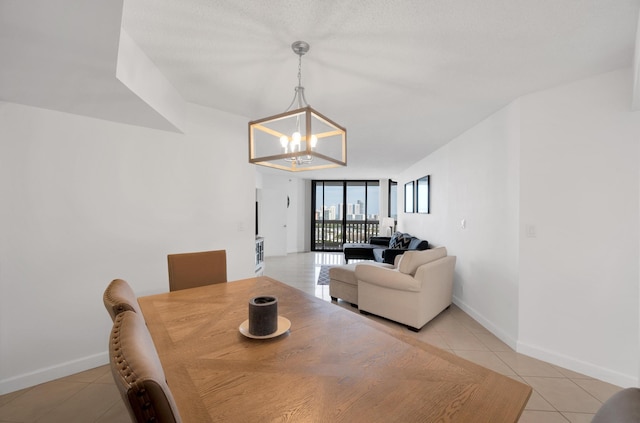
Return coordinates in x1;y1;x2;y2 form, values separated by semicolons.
137;276;531;422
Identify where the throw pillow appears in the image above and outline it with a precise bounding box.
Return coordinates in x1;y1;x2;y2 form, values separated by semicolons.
398;247;447;276
389;232;402;248
389;232;411;249
399;233;412;249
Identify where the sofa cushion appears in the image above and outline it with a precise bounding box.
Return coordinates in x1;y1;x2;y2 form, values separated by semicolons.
369;236;391;247
372;248;385;262
398;247;447;276
389;232;411;249
329;263;360;285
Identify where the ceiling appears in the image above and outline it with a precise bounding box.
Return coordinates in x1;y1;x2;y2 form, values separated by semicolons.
2;0;640;180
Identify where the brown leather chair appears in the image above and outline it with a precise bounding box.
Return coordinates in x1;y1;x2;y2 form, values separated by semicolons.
167;249;227;291
103;279;142;321
109;310;182;423
591;387;640;423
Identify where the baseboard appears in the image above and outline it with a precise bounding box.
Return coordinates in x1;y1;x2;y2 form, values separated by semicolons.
516;341;638;388
0;351;109;395
453;295;638;388
452;296;518;350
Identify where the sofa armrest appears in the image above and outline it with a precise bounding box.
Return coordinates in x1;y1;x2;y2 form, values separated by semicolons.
382;248;407;264
412;240;429;251
368;236;391;247
355;264;421;292
413;256;456;290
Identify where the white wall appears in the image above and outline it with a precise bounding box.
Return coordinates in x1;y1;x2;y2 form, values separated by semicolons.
0;101;256;394
398;101;521;347
518;68;640;387
397;67;640;387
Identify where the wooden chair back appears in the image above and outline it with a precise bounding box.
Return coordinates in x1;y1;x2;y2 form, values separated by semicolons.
167;249;227;291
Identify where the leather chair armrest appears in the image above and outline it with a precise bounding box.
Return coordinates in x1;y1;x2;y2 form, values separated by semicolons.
592;387;640;423
355;264;421;291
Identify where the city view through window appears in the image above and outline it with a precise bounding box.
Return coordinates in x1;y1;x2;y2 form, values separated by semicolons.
312;181;380;251
315;187;379;221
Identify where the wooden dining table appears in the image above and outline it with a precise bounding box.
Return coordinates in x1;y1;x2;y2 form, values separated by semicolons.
138;276;531;422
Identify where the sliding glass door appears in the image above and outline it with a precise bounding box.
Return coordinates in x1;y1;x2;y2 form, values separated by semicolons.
313;181;343;250
312;180;380;251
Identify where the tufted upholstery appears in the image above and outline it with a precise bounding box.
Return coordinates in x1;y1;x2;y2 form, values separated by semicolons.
167;249;227;291
591;388;640;423
103;279;142;321
109;310;182;423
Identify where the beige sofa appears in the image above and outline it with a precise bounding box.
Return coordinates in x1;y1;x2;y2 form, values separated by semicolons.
355;247;456;331
329;262;394;306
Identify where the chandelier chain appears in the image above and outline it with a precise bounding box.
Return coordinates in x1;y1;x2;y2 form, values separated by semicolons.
285;47;309;111
298;54;302;88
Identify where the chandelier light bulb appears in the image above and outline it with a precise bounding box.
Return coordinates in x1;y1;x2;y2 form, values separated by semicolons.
310;135;318;148
292;132;301;144
280;136;289;148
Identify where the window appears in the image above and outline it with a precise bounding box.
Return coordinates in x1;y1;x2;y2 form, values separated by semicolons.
312;180;380;251
389;180;397;220
416;175;430;214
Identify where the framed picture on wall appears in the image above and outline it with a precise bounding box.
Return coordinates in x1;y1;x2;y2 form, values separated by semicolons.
404;181;414;213
416;175;430;214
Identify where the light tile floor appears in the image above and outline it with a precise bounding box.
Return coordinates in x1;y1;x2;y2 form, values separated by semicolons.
0;252;621;422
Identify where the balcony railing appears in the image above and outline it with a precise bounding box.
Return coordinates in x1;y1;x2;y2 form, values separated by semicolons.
313;220;380;251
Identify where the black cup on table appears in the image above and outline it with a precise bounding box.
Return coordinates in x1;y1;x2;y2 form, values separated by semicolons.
248;296;278;336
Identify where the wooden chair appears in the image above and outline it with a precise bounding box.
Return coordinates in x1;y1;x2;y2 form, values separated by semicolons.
109;310;182;423
167;249;227;292
103;279;142;321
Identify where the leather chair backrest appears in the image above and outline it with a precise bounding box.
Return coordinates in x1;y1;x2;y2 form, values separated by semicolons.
167;250;227;292
109;310;182;423
591;388;640;423
103;279;141;321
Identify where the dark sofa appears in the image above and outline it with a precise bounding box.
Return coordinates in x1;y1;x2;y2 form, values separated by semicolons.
343;232;429;264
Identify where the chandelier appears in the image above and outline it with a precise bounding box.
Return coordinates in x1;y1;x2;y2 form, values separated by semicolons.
248;41;347;172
